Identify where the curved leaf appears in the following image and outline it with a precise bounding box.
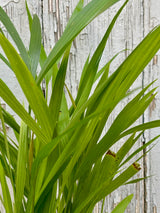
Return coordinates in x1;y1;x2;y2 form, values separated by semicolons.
36;0;120;84
0;33;52;140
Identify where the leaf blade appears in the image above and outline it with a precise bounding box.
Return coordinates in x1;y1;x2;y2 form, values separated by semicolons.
29;15;41;78
0;6;30;68
0;33;52;140
15;120;28;213
111;194;133;213
36;0;120;84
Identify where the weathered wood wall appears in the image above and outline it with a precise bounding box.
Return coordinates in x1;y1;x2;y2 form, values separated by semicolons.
0;0;160;212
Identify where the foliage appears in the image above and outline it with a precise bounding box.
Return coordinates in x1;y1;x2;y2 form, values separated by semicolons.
0;0;160;212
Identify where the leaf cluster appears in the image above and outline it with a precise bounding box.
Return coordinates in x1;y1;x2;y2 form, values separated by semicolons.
0;0;160;212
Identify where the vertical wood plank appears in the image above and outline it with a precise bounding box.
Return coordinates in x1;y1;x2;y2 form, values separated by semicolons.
143;0;160;212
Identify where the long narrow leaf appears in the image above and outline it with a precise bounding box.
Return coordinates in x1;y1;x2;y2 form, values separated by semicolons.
2;107;20;133
0;105;13;186
73;163;140;213
49;46;70;131
25;0;32;31
36;0;120;84
0;79;47;144
75;0;129;111
120;120;160;138
120;135;160;167
0;33;52;140
74;24;160;178
111;194;133;213
15;120;28;212
29;15;41;79
0;7;30;68
0;53;11;69
0;161;13;213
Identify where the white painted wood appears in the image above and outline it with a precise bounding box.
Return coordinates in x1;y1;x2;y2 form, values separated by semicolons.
0;0;160;212
143;0;160;212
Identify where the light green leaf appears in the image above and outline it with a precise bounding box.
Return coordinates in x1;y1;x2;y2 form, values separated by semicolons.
0;104;13;185
121;135;160;167
111;194;133;213
73;163;140;213
0;132;18;172
0;79;47;144
75;0;129;112
15;120;28;213
66;0;84;26
25;0;32;31
29;15;41;79
74;24;160;179
49;46;71;131
0;6;30;68
2;107;20;133
0;53;11;69
0;33;52;140
0;161;13;213
120;120;160;138
36;0;120;84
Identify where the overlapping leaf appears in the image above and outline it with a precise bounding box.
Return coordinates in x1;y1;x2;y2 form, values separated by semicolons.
0;0;160;213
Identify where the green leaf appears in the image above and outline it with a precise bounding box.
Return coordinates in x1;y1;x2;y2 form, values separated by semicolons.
125;176;151;185
73;152;117;211
94;50;126;83
0;33;52;140
0;132;18;171
0;53;11;69
75;23;160;178
48;182;58;213
65;83;77;110
66;0;84;26
116;132;142;165
73;163;140;213
49;46;71;131
27;111;101;211
0;79;47;144
0;104;13;185
36;0;120;84
2;107;20;133
25;0;60;103
57;92;70;137
74;0;129;111
121;135;160;167
120;120;160;138
29;15;41;79
0;6;30;68
15;120;28;213
75;88;155;179
25;0;33;31
0;161;13;213
111;194;133;213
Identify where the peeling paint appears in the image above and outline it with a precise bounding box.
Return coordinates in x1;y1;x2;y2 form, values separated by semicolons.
153;55;158;65
55;0;61;40
153;205;157;213
1;0;19;8
149;96;156;117
48;0;53;13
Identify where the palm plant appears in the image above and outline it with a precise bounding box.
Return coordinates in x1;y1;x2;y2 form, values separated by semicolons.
0;0;160;212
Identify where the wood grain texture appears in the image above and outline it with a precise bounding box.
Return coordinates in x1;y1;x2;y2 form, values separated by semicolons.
143;0;160;212
0;0;160;212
